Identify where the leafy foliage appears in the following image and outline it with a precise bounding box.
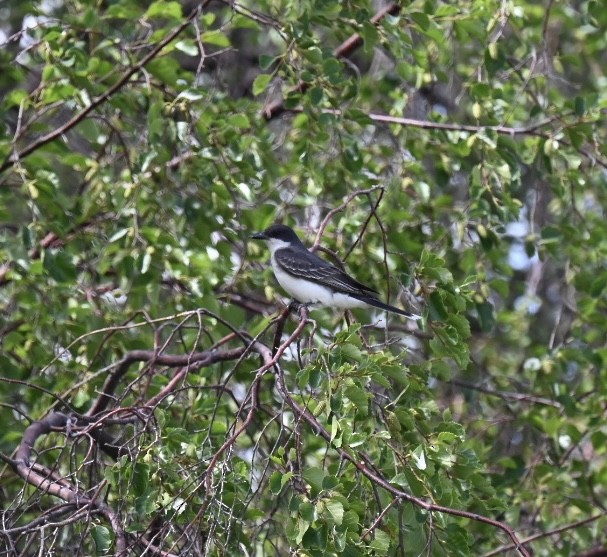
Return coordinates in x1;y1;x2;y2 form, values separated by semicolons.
1;0;607;556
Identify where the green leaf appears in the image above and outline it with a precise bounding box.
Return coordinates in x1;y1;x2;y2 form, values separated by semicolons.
369;529;391;552
5;88;29;108
146;58;179;86
43;250;77;283
410;12;430;30
476;301;495;332
308;87;324;105
281;471;293;489
295;518;310;544
135;489;158;516
174;40;199;56
361;21;379;48
145;1;182;19
325;499;344;525
132;463;149;497
322;475;339;490
269;471;283;494
344;385;370;415
299;501;315;522
105;3;142;18
227;113;251;129
574;96;585;116
412;444;427;470
339;343;362;362
431;359;453;380
259;54;277;70
91;525;112;554
252;73;272;96
448;313;471;340
303;467;325;494
428;291;448;320
200;30;231;47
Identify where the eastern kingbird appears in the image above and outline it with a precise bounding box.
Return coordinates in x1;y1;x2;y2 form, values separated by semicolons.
251;224;419;319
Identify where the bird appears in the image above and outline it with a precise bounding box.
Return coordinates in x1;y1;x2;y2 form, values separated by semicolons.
251;224;419;319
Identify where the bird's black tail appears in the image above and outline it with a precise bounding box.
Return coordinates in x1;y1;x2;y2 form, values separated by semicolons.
354;295;420;319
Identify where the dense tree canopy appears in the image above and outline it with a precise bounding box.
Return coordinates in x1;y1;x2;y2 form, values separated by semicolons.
1;0;606;555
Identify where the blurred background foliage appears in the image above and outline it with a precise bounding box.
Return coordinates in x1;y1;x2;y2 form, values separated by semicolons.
1;0;607;555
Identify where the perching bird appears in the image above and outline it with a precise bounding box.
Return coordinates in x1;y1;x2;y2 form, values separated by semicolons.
251;224;419;319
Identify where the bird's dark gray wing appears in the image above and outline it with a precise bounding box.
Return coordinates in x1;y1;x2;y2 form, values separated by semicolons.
274;247;379;296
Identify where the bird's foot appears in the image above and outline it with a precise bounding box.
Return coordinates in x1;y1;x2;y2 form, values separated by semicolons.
288;300;308;313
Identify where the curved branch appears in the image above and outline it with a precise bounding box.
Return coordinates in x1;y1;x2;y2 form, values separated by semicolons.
6;412;128;556
14;411;71;465
88;345;249;416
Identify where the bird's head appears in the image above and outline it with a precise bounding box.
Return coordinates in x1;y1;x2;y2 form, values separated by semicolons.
252;224;299;242
251;224;305;254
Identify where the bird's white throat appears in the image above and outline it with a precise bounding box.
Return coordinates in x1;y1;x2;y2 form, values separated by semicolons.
266;237;291;255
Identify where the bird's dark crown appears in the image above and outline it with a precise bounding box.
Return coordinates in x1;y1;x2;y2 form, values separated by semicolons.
251;224;303;244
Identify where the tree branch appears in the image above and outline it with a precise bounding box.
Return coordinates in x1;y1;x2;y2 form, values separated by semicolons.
272;361;531;557
260;2;401;120
6;413;128;556
88;345;249;416
0;2;209;174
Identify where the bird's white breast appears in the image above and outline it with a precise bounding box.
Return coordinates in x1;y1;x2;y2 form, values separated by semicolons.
269;250;368;309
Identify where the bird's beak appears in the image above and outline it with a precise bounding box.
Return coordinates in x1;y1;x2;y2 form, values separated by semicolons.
250;231;267;240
